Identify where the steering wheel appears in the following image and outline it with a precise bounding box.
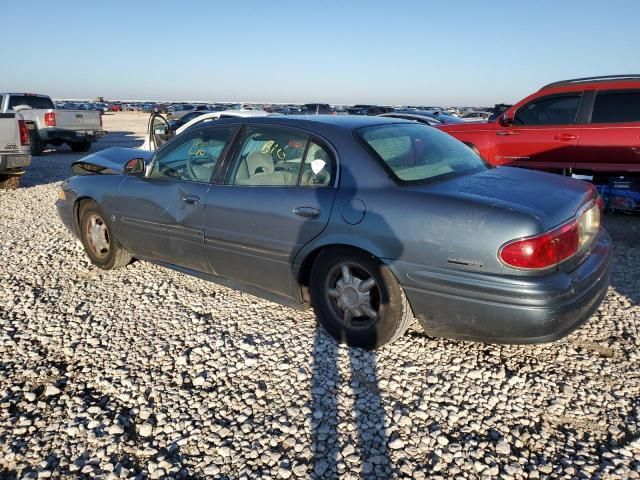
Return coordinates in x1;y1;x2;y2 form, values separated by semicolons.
186;153;214;181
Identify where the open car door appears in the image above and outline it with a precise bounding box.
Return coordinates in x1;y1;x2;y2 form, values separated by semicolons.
143;112;173;151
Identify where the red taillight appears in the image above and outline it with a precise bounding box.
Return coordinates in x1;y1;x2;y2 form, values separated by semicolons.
44;112;56;127
500;220;579;269
596;194;604;212
18;120;29;145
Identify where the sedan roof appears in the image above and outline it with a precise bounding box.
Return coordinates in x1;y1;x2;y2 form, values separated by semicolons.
214;114;413;130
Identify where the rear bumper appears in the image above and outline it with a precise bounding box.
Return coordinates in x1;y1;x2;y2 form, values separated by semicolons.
0;153;31;172
393;229;613;343
41;129;106;143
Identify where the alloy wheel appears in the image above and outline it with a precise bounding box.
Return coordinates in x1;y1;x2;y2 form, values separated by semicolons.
325;262;381;329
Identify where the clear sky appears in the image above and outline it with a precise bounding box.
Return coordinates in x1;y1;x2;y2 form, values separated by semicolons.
1;0;638;106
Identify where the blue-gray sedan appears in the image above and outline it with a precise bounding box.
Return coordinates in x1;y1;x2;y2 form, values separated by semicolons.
56;116;612;349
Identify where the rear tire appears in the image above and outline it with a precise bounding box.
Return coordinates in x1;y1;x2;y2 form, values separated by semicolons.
79;201;131;270
310;247;413;350
0;174;20;190
71;141;91;153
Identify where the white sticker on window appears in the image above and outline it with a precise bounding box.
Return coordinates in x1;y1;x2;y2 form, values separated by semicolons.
311;159;326;174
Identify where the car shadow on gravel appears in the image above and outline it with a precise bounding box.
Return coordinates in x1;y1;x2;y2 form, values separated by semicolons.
310;329;392;478
19;131;143;188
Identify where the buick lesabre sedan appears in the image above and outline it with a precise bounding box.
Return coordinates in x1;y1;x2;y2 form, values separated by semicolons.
56;116;612;349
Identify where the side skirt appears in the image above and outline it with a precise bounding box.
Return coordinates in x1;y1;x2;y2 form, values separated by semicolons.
146;259;311;311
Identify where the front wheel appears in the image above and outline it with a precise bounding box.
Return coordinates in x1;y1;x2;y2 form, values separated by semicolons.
79;201;131;270
310;248;414;350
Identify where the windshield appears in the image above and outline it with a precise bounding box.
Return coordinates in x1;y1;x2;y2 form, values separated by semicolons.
358;123;488;184
8;95;55;110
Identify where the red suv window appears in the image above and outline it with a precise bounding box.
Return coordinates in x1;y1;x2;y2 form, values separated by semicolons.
514;94;582;126
592;90;640;123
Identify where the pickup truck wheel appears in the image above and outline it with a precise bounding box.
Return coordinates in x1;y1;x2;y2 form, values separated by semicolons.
79;201;131;270
71;141;91;153
0;174;20;190
29;129;44;156
310;248;414;350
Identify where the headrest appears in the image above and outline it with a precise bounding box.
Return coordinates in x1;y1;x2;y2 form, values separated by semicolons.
246;151;275;175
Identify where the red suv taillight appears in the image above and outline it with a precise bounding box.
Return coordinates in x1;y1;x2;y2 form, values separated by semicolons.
499;202;600;270
18;120;29;145
44;112;56;127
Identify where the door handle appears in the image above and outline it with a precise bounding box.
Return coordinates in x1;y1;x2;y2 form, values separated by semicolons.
553;134;577;141
496;130;519;136
182;195;200;205
293;206;320;219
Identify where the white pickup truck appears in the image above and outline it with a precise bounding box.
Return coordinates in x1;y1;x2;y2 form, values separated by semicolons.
0;93;105;155
0;111;31;189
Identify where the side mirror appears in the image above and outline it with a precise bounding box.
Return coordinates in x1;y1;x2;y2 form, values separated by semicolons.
499;113;514;127
123;157;145;175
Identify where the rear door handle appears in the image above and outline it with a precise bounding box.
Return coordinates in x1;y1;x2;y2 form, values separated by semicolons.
182;195;200;205
293;206;320;219
553;134;577;141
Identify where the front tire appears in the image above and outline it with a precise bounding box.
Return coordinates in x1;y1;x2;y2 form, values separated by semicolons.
310;248;413;350
79;201;131;270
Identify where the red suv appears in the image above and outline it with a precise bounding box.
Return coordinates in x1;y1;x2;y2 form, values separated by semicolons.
438;75;640;179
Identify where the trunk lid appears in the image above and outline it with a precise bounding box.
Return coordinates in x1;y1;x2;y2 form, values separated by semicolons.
419;167;595;230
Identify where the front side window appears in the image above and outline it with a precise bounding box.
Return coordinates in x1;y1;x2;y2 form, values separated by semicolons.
358;123;487;184
148;127;234;183
514;94;581;126
592;90;640;123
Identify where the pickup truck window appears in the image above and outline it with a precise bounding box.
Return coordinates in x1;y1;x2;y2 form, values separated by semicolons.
8;95;55;111
592;90;640;124
514;94;581;126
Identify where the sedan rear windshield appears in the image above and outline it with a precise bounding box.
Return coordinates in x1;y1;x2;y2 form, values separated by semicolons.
8;95;55;110
358;123;487;184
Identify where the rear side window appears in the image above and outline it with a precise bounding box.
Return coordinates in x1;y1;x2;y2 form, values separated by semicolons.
8;95;55;110
359;123;487;184
592;90;640;123
514;94;581;126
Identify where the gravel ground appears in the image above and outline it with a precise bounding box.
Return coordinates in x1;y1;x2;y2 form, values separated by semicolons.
1;112;639;479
